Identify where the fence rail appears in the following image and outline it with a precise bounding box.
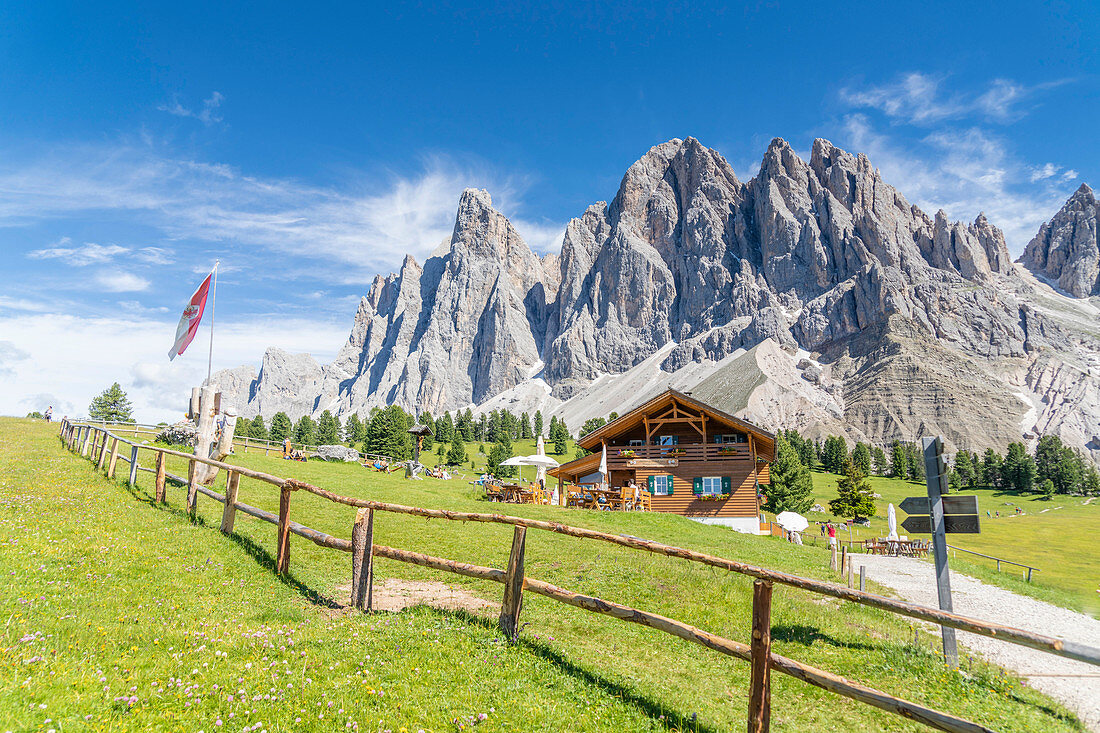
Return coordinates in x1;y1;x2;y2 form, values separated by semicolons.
57;419;1100;733
948;545;1040;583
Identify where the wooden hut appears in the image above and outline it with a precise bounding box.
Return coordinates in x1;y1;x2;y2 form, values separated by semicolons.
548;389;774;533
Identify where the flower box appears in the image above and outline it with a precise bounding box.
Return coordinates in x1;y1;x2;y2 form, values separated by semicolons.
717;447;739;456
618;449;637;458
698;493;730;502
666;449;687;457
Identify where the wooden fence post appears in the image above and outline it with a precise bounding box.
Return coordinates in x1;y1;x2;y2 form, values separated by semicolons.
220;471;240;533
68;425;78;450
154;451;167;502
830;543;838;572
106;438;120;478
276;486;293;575
499;525;527;641
839;546;847;578
186;459;198;519
128;445;139;487
81;427;92;457
351;508;375;611
96;432;109;471
748;579;773;733
243;436;249;454
859;565;866;592
847;555;853;589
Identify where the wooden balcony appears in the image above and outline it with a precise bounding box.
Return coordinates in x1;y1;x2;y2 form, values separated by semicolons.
608;443;751;464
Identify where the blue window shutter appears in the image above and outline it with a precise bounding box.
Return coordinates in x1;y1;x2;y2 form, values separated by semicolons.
722;476;732;494
666;475;674;495
693;477;702;495
647;475;655;494
672;435;679;445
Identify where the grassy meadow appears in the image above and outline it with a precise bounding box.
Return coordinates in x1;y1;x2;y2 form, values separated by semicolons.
0;418;1089;732
797;470;1100;617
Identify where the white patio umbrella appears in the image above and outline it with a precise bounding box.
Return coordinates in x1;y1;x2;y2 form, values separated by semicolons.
886;503;899;541
598;443;608;489
775;511;809;533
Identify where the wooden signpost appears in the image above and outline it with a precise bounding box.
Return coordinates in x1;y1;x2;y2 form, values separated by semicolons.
902;436;982;667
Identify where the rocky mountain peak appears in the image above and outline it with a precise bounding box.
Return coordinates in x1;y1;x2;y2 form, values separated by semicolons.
1019;183;1100;297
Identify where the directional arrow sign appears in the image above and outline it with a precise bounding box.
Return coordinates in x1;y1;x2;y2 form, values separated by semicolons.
901;514;981;534
900;495;979;516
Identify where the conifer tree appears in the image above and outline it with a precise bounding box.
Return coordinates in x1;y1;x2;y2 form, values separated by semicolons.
316;410;339;444
890;440;906;479
234;417;251;436
89;382;134;422
249;415;269;441
534;410;544;438
829;460;876;522
764;437;815;514
343;413;365;445
447;434;466;466
270;412;293;442
293;415;316;445
520;412;532;439
851;442;872;476
872;446;888;475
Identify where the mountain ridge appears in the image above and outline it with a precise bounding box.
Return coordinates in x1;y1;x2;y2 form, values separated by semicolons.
213;136;1100;462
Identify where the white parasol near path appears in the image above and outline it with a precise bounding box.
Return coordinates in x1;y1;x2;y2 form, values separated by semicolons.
598;443;608;489
887;503;900;541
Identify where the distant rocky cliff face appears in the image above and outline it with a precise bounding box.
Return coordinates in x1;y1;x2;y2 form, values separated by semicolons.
1020;184;1100;298
213;137;1100;462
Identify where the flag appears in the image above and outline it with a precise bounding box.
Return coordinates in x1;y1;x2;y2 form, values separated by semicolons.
168;271;213;360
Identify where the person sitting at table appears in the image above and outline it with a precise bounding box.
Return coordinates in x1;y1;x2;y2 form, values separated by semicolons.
626;479;640;510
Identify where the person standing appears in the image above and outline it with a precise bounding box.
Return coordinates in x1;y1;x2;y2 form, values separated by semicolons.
827;523;837;549
44;406;53;423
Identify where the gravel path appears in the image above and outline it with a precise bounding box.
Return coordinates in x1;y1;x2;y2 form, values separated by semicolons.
856;555;1100;731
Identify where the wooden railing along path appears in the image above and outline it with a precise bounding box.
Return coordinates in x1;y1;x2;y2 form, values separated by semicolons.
57;419;1100;733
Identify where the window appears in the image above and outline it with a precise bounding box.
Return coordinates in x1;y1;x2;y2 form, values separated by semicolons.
700;476;722;495
628;439;643;447
715;433;746;444
653;475;672;495
659;435;677;446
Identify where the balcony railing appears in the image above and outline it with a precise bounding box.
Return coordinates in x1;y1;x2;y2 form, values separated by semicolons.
609;444;750;461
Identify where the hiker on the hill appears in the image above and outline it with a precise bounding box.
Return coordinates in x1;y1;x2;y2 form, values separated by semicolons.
44;406;53;423
827;523;837;548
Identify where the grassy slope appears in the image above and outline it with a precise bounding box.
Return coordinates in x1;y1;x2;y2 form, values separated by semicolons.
0;419;1085;732
800;470;1100;616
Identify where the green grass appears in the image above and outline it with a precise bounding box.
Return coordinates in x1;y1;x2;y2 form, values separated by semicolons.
799;470;1100;616
0;418;1087;732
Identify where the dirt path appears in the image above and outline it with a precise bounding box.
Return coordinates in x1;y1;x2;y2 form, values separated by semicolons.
857;555;1100;731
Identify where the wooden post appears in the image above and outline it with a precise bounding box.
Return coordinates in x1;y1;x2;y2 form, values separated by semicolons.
96;432;109;470
220;471;240;533
847;555;853;589
499;525;527;641
859;565;866;592
186;459;198;519
839;546;847;578
128;445;139;486
154;451;167;502
351;508;375;611
106;438;120;478
276;486;293;575
830;543;838;572
748;580;773;733
244;436;249;454
81;427;93;457
922;436;958;667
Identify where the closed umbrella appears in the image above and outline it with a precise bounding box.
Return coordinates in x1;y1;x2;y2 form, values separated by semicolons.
598;443;608;489
887;503;899;541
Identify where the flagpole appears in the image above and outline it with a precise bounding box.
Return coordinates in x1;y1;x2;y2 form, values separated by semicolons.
207;260;219;385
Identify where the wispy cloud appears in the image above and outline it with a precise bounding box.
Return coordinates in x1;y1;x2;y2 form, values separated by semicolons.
158;91;225;125
839;114;1078;251
95;271;151;292
28;239;127;265
840;73;1070;125
0;143;561;282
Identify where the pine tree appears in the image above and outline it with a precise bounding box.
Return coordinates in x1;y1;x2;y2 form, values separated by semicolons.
851;442;872;476
475;413;487;441
890;440;906;479
906;443;925;482
435;412;454;443
461;409;475;441
419;411;434;449
534;410;544;438
981;448;1003;488
488;441;514;477
1002;442;1036;492
1039;477;1056;499
954;450;976;489
293;415;316;445
344;413;365;445
234;417;251;436
872;446;888;475
249;415;269;441
270;412;293;443
579;416;607;438
446;434;466;466
821;435;847;473
519;412;532;439
88;382;134;422
829;460;876;521
764;437;815;514
316;410;339;445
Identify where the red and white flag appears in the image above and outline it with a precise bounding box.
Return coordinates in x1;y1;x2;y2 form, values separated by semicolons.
168;271;213;360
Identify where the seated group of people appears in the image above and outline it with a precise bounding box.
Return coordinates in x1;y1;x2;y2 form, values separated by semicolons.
281;438;306;461
426;465;451;479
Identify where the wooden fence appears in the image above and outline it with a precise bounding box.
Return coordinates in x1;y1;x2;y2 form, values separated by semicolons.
57;419;1100;733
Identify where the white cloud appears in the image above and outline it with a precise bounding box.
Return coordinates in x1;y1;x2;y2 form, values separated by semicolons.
840;114;1077;252
0;143;557;282
96;271;151;292
158;91;225;125
512;218;566;256
28;239;128;265
839;73;1069;126
0;311;348;422
1030;163;1061;182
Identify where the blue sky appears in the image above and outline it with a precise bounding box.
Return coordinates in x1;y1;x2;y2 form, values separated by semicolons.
1;1;1096;421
